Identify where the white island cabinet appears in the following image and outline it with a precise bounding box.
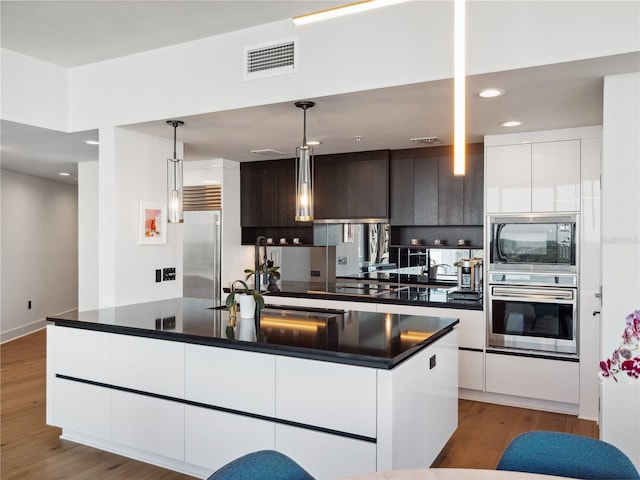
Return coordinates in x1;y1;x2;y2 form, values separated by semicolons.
46;300;459;480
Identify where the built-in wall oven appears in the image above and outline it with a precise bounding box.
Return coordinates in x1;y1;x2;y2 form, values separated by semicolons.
488;276;577;356
487;214;579;358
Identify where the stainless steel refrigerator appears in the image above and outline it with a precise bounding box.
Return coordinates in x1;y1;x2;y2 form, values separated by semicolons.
183;210;221;305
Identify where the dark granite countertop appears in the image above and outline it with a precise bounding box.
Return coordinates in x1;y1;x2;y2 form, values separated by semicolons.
46;297;459;369
264;280;483;309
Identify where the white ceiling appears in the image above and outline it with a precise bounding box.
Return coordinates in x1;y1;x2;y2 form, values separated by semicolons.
1;1;639;185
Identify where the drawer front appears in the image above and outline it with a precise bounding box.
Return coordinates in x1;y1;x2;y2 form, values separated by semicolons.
53;378;110;440
111;390;185;461
51;325;111;383
275;356;377;438
459;349;484;391
276;424;376;479
111;334;185;398
185;344;276;416
486;353;579;404
185;405;275;471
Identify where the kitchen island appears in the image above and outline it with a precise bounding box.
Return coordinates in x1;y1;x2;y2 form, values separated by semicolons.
46;298;459;479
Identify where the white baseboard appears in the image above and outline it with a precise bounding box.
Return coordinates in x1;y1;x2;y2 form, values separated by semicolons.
459;388;580;416
1;308;77;344
0;319;47;344
60;430;212;479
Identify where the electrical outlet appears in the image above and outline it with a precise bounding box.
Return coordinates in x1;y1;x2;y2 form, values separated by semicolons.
163;267;176;281
338;256;348;265
310;270;321;277
155;269;162;282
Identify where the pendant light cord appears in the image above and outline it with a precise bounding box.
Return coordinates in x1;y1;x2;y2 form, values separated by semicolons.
166;120;184;161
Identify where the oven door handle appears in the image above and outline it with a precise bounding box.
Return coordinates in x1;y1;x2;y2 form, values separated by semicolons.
492;287;574;301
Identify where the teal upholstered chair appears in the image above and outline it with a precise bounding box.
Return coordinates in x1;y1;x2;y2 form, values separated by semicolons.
206;450;315;480
497;431;640;480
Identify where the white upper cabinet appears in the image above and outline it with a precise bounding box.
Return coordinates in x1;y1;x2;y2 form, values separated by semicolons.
485;128;596;214
531;140;580;212
486;143;532;213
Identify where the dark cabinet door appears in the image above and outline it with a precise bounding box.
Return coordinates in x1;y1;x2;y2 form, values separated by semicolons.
463;150;484;225
437;155;464;225
314;151;388;220
347;153;388;219
389;145;484;227
390;157;414;225
273;162;297;227
241;165;265;227
314;156;348;219
413;155;439;225
241;159;296;227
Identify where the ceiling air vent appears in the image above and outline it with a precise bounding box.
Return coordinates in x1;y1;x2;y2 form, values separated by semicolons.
410;137;442;145
250;149;288;156
244;39;297;81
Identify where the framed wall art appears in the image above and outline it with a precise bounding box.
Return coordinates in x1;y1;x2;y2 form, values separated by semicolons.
139;201;166;245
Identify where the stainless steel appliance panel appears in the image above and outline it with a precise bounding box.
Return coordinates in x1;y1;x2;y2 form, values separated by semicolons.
488;285;577;356
183;210;221;304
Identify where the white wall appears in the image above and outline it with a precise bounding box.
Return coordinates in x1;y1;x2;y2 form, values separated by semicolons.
114;128;184;305
78;128;184;309
54;1;640;133
0;49;69;131
78;161;99;311
0;170;78;342
600;72;640;467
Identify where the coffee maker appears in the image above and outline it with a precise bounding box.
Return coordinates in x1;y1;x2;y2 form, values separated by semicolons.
457;258;483;291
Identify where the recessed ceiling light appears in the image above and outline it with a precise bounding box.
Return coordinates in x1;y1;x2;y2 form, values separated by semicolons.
85;140;99;145
499;120;523;127
58;172;72;176
477;88;505;98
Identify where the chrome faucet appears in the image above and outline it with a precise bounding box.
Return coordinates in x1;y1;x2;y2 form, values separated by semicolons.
254;236;268;292
254;236;268;336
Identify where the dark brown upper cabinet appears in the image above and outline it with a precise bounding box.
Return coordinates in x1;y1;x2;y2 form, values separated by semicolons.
314;150;389;220
240;159;298;227
389;144;484;226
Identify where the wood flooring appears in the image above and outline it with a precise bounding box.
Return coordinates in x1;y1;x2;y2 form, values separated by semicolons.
1;328;598;479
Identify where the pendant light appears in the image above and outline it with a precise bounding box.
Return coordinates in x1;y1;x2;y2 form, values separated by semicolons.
167;120;185;224
294;101;315;222
453;0;466;176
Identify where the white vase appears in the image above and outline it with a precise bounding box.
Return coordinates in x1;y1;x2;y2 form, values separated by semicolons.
237;317;257;342
236;293;256;319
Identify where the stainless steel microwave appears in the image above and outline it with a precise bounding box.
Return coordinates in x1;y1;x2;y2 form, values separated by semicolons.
488;214;578;274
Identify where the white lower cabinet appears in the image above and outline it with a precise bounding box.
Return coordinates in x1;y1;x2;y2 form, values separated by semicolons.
49;325;111;382
275;356;377;438
111;334;185;398
485;353;579;404
53;378;110;440
185;406;274;472
275;424;376;480
381;330;459;469
111;390;185;461
185;344;276;416
47;324;459;479
459;349;484;391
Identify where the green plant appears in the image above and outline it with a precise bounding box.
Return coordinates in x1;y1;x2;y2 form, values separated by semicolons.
244;263;280;281
225;279;265;312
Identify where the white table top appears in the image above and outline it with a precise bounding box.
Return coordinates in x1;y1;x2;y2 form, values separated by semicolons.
339;468;570;480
